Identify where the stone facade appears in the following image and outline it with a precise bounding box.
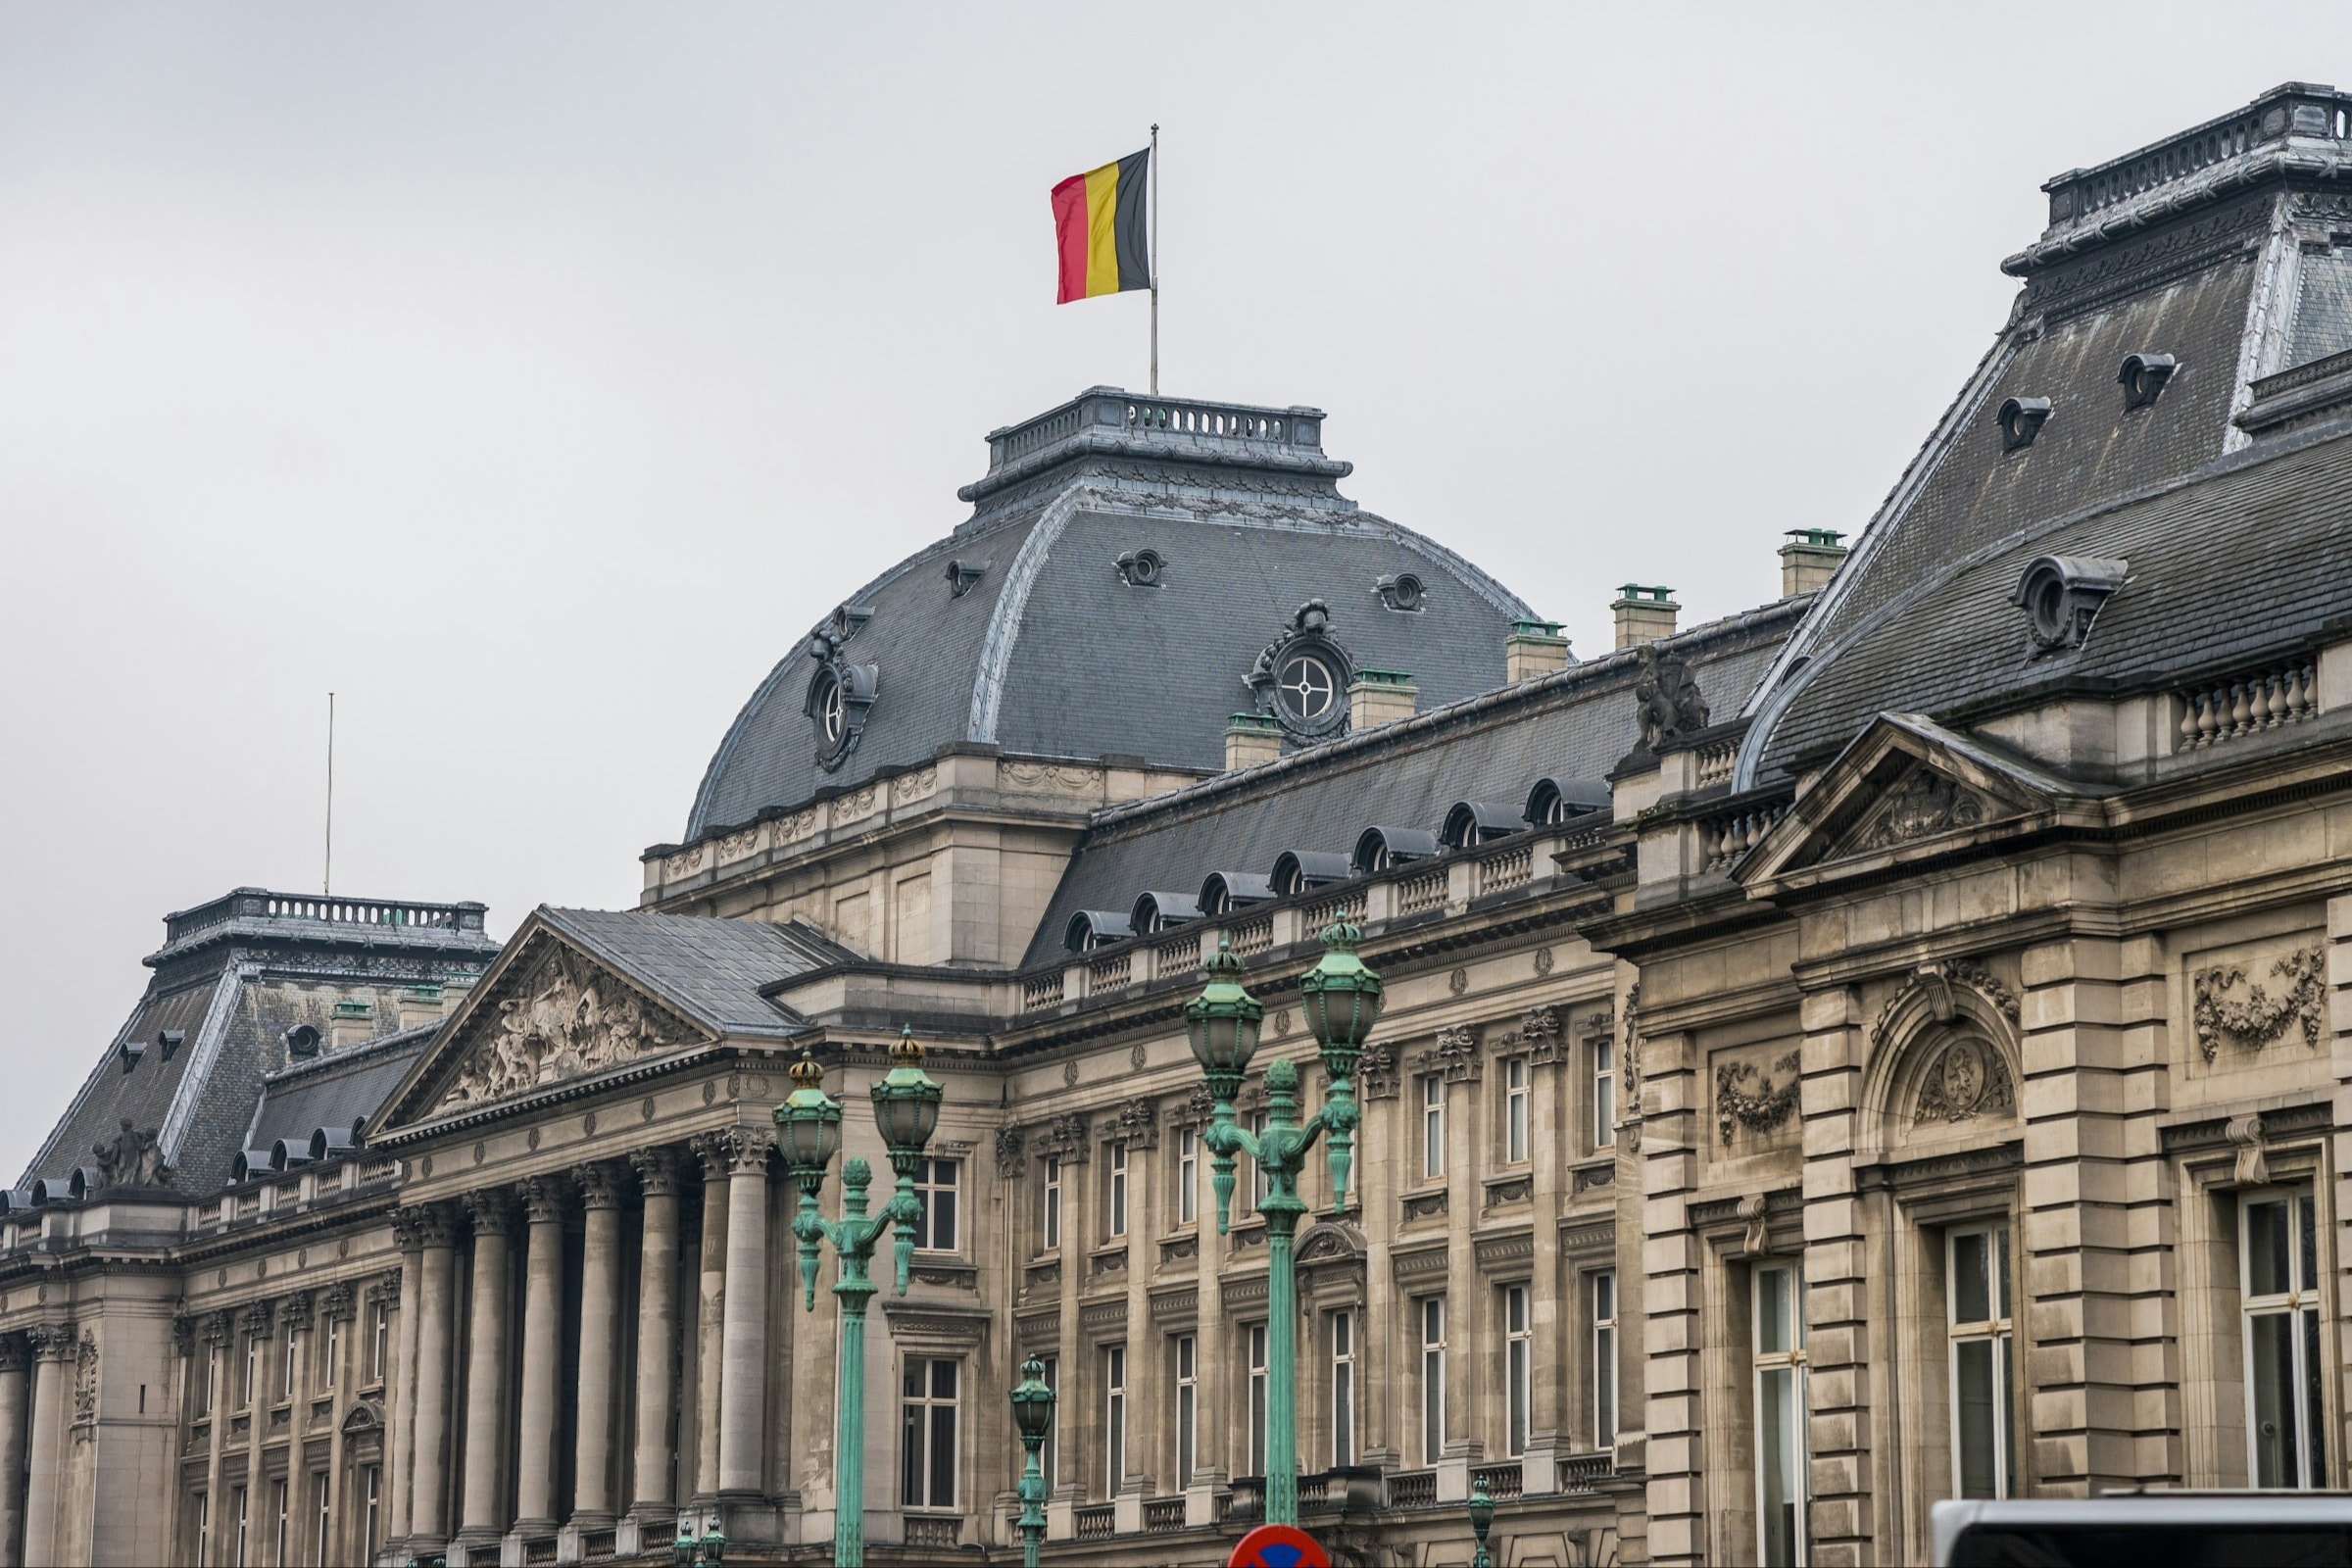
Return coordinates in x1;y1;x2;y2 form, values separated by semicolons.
8;80;2352;1568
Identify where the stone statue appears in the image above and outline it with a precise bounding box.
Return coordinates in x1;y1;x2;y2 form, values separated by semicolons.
1634;645;1710;753
92;1120;167;1188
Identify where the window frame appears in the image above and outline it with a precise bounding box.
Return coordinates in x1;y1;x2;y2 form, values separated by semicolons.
899;1355;961;1511
279;1329;297;1403
1592;1033;1617;1150
2240;1186;2326;1490
1419;1295;1447;1467
1248;1322;1269;1477
1331;1308;1357;1468
1752;1260;1808;1568
1174;1333;1198;1489
912;1156;961;1253
1103;1344;1128;1496
320;1316;340;1392
368;1298;388;1386
1421;1076;1446;1181
1592;1267;1618;1447
1945;1222;2016;1500
1502;1056;1530;1165
1108;1142;1130;1239
1042;1156;1062;1252
1503;1283;1531;1457
311;1472;330;1567
1176;1128;1199;1228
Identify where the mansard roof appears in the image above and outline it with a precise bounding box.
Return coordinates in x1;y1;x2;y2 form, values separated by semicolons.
1024;596;1803;966
683;389;1537;842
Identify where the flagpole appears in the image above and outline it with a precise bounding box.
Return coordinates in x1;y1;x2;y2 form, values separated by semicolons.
1150;122;1159;396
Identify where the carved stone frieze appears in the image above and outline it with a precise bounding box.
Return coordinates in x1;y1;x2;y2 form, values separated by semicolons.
1621;984;1644;1153
1912;1037;2015;1126
438;945;689;1110
631;1147;683;1198
1848;767;1989;854
1715;1049;1802;1146
2193;946;2324;1063
1004;762;1099;794
368;1268;402;1307
1400;1190;1448;1223
72;1331;97;1423
89;1120;169;1190
1871;958;2020;1054
572;1161;627;1209
519;1174;571;1224
1484;1176;1532;1209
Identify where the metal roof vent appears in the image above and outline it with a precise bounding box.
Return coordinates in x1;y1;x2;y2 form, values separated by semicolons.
2120;353;2178;411
283;1023;321;1059
1375;572;1425;612
945;559;989;598
2012;555;2128;653
1115;548;1166;588
1998;397;2053;452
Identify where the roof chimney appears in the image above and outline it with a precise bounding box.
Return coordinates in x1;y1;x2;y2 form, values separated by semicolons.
1505;617;1570;682
1610;585;1679;650
1224;711;1283;771
1348;669;1418;731
1779;529;1847;597
327;998;374;1053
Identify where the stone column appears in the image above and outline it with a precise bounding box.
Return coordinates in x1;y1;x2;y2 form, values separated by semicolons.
688;1134;732;1501
459;1191;517;1544
21;1327;73;1568
1524;1017;1567;1495
571;1162;626;1527
408;1206;461;1549
0;1337;28;1568
627;1149;684;1526
717;1129;775;1497
386;1217;426;1549
514;1176;570;1534
200;1313;230;1564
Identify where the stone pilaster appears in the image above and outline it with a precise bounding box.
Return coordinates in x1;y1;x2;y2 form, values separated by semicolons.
458;1190;517;1543
1796;983;1871;1567
1525;1021;1565;1494
717;1129;774;1498
0;1337;28;1568
1638;1016;1703;1568
513;1175;570;1533
407;1204;462;1548
571;1161;627;1527
386;1212;425;1549
689;1132;732;1502
21;1326;74;1568
628;1148;684;1526
200;1312;231;1566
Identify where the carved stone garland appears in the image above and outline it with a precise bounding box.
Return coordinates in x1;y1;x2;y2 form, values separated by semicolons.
992;1126;1025;1181
1621;984;1643;1152
2193;947;2324;1064
439;945;685;1109
1716;1049;1802;1145
1912;1037;2015;1126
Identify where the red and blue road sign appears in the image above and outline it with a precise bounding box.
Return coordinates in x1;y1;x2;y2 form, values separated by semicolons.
1228;1522;1331;1568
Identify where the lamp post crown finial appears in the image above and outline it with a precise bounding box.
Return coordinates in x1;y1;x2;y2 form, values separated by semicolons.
788;1049;825;1090
890;1024;924;1066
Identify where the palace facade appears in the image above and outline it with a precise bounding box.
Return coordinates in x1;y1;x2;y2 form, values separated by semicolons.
7;80;2352;1568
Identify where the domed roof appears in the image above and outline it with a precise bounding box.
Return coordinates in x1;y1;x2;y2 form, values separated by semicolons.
685;388;1541;839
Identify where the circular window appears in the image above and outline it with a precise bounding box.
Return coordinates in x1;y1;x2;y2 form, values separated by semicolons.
1276;652;1337;724
2029;576;2068;644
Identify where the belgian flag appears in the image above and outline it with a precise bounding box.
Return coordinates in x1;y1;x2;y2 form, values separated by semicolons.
1052;148;1152;304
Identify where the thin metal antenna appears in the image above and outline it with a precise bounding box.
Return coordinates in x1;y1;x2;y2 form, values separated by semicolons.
1150;122;1159;396
323;692;335;896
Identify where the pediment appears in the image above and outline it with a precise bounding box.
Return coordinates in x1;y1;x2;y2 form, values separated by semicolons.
1742;714;2093;891
383;922;711;1129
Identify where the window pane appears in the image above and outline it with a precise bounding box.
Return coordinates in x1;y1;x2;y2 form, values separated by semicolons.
933;1359;956;1398
1999;1338;2016;1500
2299;1196;2319;1294
1953;1230;1990;1324
1595;1271;1616;1322
930;1401;956;1507
901;1401;924;1506
903;1362;923;1398
1758;1366;1802;1567
2252;1309;2294;1487
1757;1268;1791;1355
2248;1199;2292;1297
2304;1307;2326;1490
1596;1069;1616;1147
1996;1225;2012;1319
1596;1325;1617;1446
1335;1361;1354;1465
1508;1340;1529;1455
1507;1287;1528;1335
1956;1338;2000;1497
935;1188;957;1250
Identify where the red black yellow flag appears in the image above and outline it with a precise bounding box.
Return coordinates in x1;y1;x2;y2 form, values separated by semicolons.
1052;149;1152;304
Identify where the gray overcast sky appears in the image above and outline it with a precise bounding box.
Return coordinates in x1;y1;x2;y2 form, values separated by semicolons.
1;4;2342;1179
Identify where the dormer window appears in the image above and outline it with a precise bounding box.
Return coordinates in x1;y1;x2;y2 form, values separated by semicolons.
119;1038;147;1074
2119;353;2178;411
1997;397;2053;452
1352;826;1439;876
944;559;989;598
1115;549;1166;588
158;1029;186;1061
1375;572;1426;612
2011;555;2128;653
283;1024;321;1059
1064;910;1134;953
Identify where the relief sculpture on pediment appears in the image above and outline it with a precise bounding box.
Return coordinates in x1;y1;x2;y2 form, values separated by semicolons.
439;947;682;1109
1850;767;1988;853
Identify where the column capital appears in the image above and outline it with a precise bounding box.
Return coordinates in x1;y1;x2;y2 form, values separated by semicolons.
239;1299;274;1335
204;1311;233;1348
368;1267;403;1307
630;1146;685;1199
572;1160;629;1211
688;1131;734;1184
0;1334;27;1373
466;1190;519;1239
720;1127;775;1177
518;1174;572;1226
402;1200;463;1250
320;1281;358;1322
26;1324;75;1363
281;1290;317;1332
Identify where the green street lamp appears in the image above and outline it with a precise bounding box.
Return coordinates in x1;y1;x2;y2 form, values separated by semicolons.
775;1029;944;1568
670;1523;726;1566
1185;923;1383;1526
1008;1353;1056;1568
1468;1479;1495;1568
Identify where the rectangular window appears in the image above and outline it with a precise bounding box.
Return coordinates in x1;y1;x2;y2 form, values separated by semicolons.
231;1483;249;1568
1420;1296;1447;1466
242;1335;261;1407
1174;1334;1198;1488
1592;1269;1619;1447
280;1329;297;1401
899;1357;960;1510
1039;1355;1058;1488
321;1317;340;1392
200;1344;216;1416
362;1464;380;1560
311;1473;329;1567
1504;1284;1531;1456
270;1478;287;1567
2242;1188;2325;1489
1592;1034;1617;1150
1331;1309;1357;1467
1503;1057;1530;1164
1948;1223;2015;1500
194;1492;210;1568
1042;1157;1062;1251
913;1157;960;1252
1421;1076;1446;1180
1753;1262;1808;1568
368;1300;388;1385
1247;1324;1269;1476
1108;1143;1129;1238
1177;1127;1199;1226
1104;1345;1127;1495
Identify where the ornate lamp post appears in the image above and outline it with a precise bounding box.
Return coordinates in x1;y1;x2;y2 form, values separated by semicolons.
1467;1479;1495;1568
774;1028;944;1568
670;1523;726;1566
1185;922;1383;1526
1008;1353;1056;1568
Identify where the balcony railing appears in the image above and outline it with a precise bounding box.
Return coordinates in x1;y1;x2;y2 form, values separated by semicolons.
2177;657;2319;749
1022;971;1067;1011
1386;1468;1437;1508
904;1514;961;1549
1074;1503;1116;1542
1560;1450;1616;1491
1471;1459;1524;1499
1143;1496;1187;1532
